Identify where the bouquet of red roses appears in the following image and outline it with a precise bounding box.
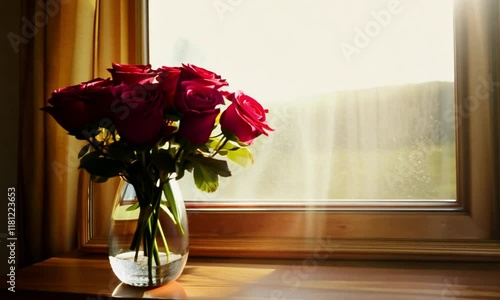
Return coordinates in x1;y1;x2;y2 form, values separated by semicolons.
42;63;273;284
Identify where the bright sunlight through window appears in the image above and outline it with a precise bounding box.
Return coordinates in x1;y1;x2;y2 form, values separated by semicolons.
149;0;456;202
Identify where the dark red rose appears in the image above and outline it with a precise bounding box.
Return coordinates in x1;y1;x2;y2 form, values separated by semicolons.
175;79;225;145
112;80;167;147
80;79;117;120
220;91;273;144
41;78;114;138
179;64;228;88
176;110;220;146
156;66;181;113
108;63;158;85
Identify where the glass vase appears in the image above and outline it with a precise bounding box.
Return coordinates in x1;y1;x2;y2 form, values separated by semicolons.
108;179;189;287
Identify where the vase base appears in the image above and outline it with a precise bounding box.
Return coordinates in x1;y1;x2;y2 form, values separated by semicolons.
109;251;188;287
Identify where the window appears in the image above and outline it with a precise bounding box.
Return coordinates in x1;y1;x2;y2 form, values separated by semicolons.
80;0;500;260
149;0;456;203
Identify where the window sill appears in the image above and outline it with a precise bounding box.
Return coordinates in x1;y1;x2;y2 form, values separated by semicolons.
3;252;500;299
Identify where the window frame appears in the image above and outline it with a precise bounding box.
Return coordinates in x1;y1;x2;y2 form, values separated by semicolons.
78;0;500;261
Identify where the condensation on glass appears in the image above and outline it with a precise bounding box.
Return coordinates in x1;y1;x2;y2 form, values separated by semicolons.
149;0;456;201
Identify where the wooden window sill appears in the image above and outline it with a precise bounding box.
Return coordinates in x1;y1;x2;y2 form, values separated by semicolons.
2;252;500;299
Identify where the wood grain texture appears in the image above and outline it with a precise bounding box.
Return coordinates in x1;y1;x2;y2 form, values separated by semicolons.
2;253;500;299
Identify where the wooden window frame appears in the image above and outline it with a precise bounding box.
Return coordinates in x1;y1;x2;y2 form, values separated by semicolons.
78;0;500;261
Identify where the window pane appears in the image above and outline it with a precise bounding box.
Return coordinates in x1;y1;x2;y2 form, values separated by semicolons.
149;0;456;201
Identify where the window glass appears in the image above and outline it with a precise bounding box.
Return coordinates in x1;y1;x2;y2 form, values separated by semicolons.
149;0;456;201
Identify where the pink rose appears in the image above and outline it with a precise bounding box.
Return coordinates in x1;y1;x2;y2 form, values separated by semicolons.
108;63;158;85
112;80;167;147
41;78;114;138
220;91;273;144
175;79;225;145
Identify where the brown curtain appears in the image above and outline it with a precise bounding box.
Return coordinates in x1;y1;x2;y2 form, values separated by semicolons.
19;0;142;267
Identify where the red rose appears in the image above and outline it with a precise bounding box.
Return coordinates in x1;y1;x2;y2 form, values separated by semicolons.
41;78;114;138
81;79;117;120
220;91;273;144
176;110;220;145
156;66;181;113
179;64;228;88
108;63;158;85
112;80;167;147
175;79;225;145
175;79;225;113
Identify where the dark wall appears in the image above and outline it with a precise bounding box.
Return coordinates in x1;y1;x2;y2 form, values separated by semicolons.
0;0;21;273
0;0;20;187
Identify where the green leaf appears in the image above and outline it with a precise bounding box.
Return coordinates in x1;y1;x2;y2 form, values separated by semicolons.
80;150;100;164
190;154;231;178
208;138;239;152
151;149;176;173
126;202;140;211
221;129;250;147
193;164;219;193
107;141;133;161
226;147;254;168
167;113;182;122
80;151;123;178
78;144;91;159
175;167;185;181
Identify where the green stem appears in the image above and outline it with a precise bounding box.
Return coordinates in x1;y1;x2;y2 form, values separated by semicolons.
157;219;171;262
152;233;160;266
151;189;162;266
162;180;185;236
210;132;224;138
130;203;152;253
134;246;139;262
147;218;153;285
127;171;183;284
211;138;223;156
212;137;229;157
174;147;184;165
146;184;163;284
143;227;149;257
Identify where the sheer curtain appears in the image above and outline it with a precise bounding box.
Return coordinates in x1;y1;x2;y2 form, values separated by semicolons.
177;82;455;201
18;0;141;267
150;0;457;201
